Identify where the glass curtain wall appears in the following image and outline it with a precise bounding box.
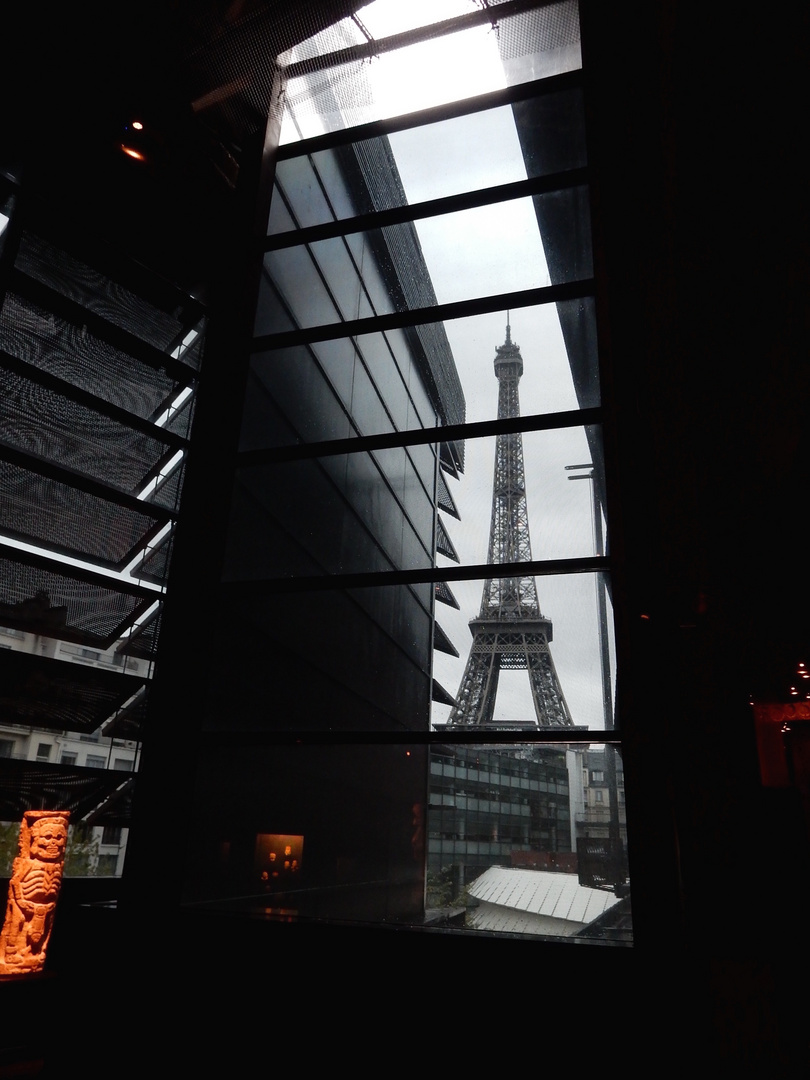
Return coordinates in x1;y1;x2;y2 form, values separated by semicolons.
183;0;630;942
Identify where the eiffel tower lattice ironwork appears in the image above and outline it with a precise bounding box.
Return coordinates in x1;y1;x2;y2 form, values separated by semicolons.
447;321;574;729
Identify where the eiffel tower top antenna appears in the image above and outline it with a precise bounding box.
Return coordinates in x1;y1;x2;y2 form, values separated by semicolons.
446;318;574;729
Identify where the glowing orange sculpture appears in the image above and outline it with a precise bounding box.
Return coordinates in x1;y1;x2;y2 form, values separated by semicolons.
0;810;70;975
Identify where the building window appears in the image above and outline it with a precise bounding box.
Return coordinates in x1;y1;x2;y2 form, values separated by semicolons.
101;825;122;846
96;853;118;876
85;754;106;769
36;742;52;760
0;739;14;758
60;752;77;765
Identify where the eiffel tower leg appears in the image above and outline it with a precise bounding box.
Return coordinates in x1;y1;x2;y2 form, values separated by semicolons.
527;652;573;727
448;648;501;727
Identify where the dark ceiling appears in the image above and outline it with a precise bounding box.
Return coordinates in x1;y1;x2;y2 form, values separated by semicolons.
0;0;361;285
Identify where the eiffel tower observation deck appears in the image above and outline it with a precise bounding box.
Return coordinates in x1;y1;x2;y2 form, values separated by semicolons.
447;321;575;730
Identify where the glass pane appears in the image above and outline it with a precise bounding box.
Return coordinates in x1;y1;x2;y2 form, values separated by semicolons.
179;738;630;944
262;188;590;332
432;570;616;731
203;584;434;733
246;303;599;450
181;743;429;924
270;88;587;233
280;0;581;142
227;446;436;580
441;424;605;563
427;741;630;942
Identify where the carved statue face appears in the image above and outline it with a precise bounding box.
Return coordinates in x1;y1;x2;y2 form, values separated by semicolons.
30;819;68;861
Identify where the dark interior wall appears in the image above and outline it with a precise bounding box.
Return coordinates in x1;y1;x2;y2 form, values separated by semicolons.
2;2;810;1070
581;0;810;956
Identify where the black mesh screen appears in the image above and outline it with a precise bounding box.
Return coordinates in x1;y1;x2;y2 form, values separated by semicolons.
136;535;173;586
0;759;134;826
0;557;155;649
16;232;193;353
102;689;148;740
0;364;175;494
0;650;147;733
150;464;185;512
163;393;197;440
0;291;182;421
0;459;164;567
118;609;162;662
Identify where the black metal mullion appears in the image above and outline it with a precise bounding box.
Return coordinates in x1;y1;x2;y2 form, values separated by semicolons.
219;554;609;600
237;406;602;467
200;728;619;747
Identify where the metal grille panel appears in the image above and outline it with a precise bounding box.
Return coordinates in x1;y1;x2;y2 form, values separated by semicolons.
0;557;154;650
0;291;181;421
0;650;147;734
16;232;194;353
0;365;174;494
0;459;164;567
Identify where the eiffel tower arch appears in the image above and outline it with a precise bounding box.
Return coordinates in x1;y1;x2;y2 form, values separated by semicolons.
447;322;574;729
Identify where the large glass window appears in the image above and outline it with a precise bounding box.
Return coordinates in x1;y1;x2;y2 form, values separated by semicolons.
182;0;629;943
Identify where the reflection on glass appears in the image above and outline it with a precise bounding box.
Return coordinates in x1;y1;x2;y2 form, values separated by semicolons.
427;742;630;941
181;738;629;944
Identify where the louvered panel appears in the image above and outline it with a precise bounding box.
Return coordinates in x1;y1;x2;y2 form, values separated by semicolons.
434;580;460;609
101;688;148;740
16;232;195;354
0;363;175;495
173;330;205;374
436;516;459;562
0;459;165;568
0;553;158;652
0;650;147;734
431;679;456;707
161;390;197;440
150;465;185;512
0;759;134;827
117;608;162;662
436;462;460;519
0;291;182;420
135;533;173;587
433;619;459;657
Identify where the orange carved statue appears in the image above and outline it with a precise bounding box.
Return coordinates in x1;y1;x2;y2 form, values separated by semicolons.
0;810;70;975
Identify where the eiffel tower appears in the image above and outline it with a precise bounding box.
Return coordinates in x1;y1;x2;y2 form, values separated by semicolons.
447;321;574;729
